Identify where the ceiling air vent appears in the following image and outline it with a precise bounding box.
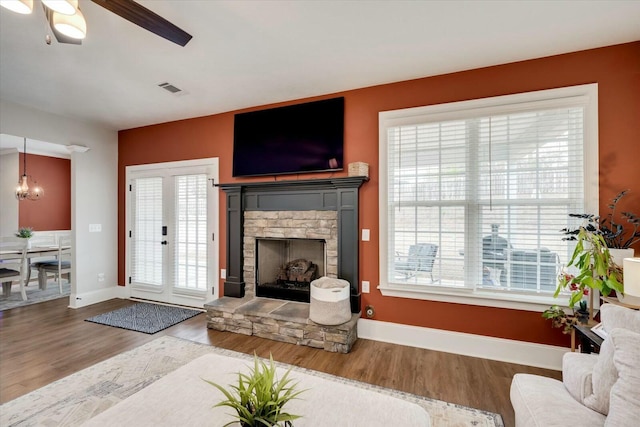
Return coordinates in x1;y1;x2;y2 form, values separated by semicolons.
158;82;182;94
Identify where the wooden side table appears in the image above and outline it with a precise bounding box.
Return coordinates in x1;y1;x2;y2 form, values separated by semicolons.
571;324;604;353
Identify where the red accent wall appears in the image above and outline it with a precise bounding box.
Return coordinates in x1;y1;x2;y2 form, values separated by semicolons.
118;42;640;347
18;153;71;231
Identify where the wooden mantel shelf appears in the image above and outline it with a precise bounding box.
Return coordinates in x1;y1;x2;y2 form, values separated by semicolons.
218;176;368;192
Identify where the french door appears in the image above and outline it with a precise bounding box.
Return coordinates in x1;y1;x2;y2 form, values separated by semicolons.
126;159;218;308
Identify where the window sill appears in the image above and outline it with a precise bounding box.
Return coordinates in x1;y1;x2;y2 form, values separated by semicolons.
378;283;566;312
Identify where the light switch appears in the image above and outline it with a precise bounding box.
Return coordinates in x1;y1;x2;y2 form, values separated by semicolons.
362;281;370;293
89;224;102;232
362;229;370;241
221;269;227;279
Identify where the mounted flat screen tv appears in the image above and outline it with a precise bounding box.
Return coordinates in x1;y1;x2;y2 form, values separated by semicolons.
232;97;344;177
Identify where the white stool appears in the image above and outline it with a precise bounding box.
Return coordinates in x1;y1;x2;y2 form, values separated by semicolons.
309;276;351;325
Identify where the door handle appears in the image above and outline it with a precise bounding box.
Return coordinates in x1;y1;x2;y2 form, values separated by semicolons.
161;241;168;245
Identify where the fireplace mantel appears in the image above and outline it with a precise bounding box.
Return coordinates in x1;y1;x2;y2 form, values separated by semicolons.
219;176;367;313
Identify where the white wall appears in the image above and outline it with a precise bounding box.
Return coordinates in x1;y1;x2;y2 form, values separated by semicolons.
0;99;119;307
0;151;19;237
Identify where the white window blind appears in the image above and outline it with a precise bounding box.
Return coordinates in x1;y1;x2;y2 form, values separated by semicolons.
380;85;597;301
174;174;208;291
131;176;163;286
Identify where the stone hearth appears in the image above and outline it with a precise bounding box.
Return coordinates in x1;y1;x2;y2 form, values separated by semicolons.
205;297;358;353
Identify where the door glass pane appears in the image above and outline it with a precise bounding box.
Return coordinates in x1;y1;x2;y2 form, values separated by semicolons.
174;174;207;290
132;177;163;286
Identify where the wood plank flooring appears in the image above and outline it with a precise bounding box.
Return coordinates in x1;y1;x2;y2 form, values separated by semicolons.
0;297;562;426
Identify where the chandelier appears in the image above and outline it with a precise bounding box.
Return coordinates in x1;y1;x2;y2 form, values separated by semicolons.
0;0;87;41
15;137;44;201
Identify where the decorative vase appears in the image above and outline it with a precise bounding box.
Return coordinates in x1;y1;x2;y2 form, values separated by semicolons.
24;238;31;250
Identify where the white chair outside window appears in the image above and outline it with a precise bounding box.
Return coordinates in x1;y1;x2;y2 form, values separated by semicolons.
0;238;28;300
36;235;71;293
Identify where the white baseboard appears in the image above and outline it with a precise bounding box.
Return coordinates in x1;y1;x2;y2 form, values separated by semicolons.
357;318;567;370
69;285;127;308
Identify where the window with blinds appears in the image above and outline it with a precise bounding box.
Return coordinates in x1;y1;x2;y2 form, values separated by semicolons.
131;176;163;286
379;85;598;302
174;174;208;291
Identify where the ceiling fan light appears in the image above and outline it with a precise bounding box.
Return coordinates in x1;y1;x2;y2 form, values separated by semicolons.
0;0;34;14
42;0;77;15
53;7;86;40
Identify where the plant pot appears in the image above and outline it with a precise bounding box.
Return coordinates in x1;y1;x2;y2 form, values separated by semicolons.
575;310;589;324
608;248;635;268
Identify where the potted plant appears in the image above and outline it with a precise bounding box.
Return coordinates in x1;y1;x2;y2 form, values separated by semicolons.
542;305;580;334
204;354;304;427
555;223;623;320
15;226;34;248
598;190;640;251
562;190;639;263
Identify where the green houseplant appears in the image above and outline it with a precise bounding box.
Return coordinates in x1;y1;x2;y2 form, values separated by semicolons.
598;190;640;249
542;305;580;334
15;227;34;239
555;223;623;319
204;354;304;427
562;190;640;250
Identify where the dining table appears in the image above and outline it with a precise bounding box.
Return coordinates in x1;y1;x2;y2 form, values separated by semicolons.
0;245;71;299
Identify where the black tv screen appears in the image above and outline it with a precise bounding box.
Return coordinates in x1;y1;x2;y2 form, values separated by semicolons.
232;97;344;177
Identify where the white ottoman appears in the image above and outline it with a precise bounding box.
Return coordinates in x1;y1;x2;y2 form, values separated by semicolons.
309;276;351;325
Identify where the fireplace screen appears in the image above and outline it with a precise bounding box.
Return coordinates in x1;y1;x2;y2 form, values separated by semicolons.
256;238;326;303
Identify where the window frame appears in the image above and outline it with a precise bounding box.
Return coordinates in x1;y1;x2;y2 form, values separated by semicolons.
378;84;599;311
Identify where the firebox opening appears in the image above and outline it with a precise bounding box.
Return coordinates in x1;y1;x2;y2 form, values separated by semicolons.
256;237;326;303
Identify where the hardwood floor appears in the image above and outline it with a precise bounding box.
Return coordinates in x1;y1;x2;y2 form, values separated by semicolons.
0;297;562;426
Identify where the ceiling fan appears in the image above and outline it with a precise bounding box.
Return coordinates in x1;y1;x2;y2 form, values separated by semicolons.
0;0;192;46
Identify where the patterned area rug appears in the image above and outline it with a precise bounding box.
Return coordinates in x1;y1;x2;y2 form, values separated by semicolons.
85;302;202;334
0;280;70;311
0;336;504;427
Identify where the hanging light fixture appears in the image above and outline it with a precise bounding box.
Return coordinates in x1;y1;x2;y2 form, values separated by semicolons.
41;0;77;15
15;137;44;201
0;0;33;14
52;5;86;39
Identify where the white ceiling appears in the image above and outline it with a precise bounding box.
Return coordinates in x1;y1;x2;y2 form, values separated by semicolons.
1;0;639;132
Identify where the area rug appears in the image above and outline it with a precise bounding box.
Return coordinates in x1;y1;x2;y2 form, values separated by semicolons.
0;336;504;427
0;280;70;311
85;302;201;334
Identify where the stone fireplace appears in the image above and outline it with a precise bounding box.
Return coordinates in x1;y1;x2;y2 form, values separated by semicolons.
245;210;338;304
205;177;367;353
254;236;329;303
219;177;366;312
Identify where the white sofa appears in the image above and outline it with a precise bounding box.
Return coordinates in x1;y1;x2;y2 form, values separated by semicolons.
510;304;640;427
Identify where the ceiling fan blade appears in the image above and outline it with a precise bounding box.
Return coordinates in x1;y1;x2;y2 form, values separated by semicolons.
90;0;192;47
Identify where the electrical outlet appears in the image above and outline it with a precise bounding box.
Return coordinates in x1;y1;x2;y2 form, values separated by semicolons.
365;305;375;318
89;224;102;232
221;269;226;279
97;273;105;282
362;280;370;293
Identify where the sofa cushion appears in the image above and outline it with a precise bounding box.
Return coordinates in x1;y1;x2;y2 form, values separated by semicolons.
600;303;640;334
605;328;640;427
510;374;605;427
562;352;598;403
583;333;617;415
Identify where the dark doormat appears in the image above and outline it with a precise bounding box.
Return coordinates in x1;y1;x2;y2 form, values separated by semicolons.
85;302;202;334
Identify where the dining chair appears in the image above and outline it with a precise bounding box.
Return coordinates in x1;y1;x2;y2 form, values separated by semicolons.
36;235;71;293
26;232;58;285
0;238;28;300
